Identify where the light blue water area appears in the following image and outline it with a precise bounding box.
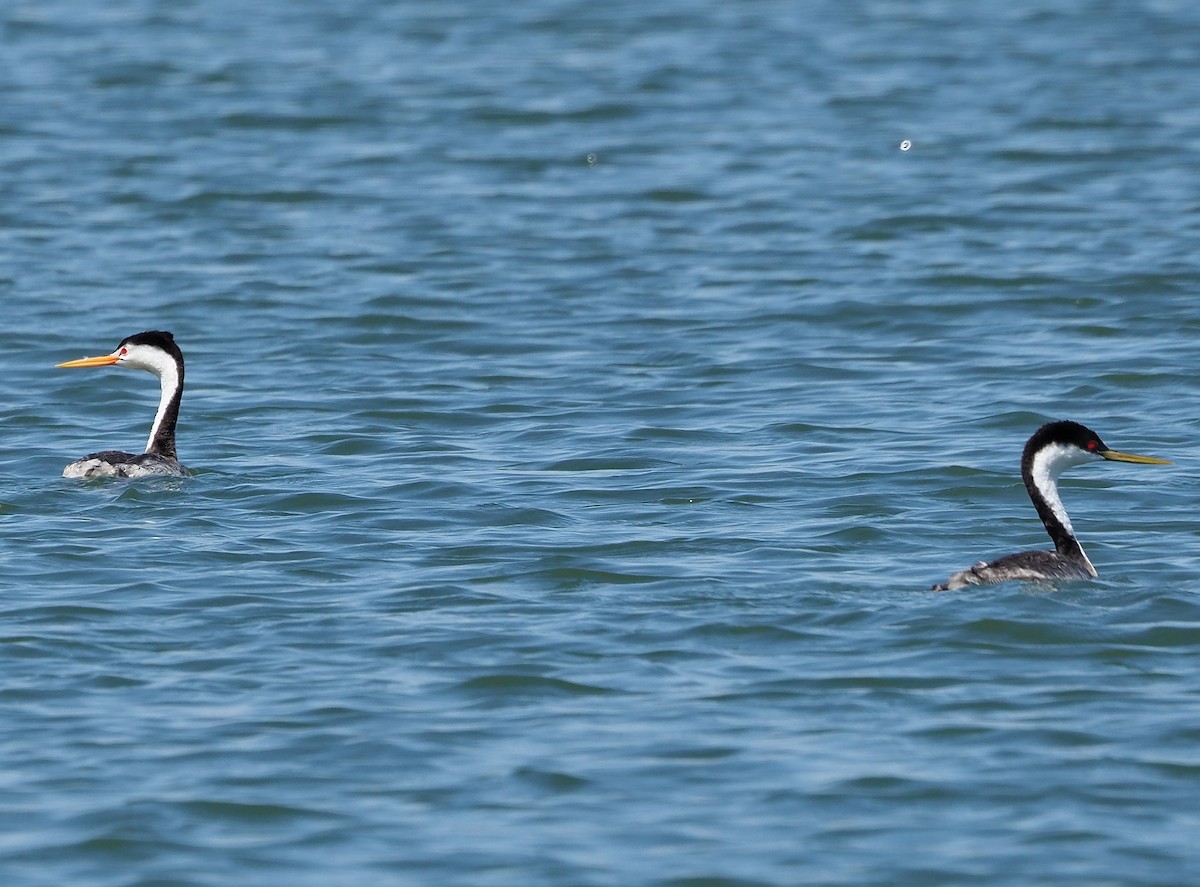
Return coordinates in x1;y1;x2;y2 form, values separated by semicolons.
2;1;1200;885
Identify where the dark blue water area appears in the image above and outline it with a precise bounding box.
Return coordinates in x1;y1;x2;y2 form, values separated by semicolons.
2;1;1200;885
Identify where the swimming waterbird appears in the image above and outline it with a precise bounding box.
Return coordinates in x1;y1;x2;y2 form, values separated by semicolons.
57;330;190;479
933;421;1168;590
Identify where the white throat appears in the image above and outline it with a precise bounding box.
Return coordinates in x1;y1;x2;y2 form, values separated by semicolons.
121;345;180;454
146;359;179;452
1028;441;1099;551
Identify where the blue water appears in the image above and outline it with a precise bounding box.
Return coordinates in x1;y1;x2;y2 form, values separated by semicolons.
3;1;1200;884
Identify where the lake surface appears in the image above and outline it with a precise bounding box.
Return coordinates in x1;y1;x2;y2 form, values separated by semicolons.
2;1;1200;884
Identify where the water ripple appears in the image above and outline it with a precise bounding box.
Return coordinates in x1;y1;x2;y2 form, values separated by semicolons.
3;1;1200;885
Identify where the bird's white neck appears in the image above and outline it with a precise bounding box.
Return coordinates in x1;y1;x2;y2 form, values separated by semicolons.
1027;441;1099;572
127;347;183;456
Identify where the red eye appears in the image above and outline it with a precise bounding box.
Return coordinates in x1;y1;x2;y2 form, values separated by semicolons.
119;348;127;356
1087;440;1098;450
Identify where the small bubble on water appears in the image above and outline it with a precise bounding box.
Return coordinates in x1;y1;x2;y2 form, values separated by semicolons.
586;153;597;166
899;139;912;152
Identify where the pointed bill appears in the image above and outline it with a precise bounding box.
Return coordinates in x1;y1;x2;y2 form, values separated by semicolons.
57;353;120;368
1099;448;1171;465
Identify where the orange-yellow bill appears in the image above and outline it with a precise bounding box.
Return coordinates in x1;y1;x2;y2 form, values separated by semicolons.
57;353;120;369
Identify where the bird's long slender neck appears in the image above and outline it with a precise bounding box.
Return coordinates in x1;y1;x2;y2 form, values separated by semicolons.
1022;444;1096;575
145;358;183;460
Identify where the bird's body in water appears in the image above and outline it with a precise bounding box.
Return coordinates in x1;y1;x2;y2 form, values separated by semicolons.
57;330;190;479
933;421;1169;591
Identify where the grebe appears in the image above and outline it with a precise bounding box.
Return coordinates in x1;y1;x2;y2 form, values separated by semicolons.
57;330;190;479
933;421;1168;590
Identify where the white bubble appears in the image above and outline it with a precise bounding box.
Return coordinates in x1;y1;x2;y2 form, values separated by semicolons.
586;153;597;166
899;140;912;152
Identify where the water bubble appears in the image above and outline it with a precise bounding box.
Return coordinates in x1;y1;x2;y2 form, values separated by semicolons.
586;153;597;166
899;140;912;152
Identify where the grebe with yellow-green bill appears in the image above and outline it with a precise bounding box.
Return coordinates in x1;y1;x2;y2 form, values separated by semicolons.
933;421;1169;591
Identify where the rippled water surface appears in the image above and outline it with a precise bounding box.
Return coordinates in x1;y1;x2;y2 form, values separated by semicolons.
3;1;1200;885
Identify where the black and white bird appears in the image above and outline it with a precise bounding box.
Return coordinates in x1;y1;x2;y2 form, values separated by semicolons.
933;421;1168;591
57;330;190;479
